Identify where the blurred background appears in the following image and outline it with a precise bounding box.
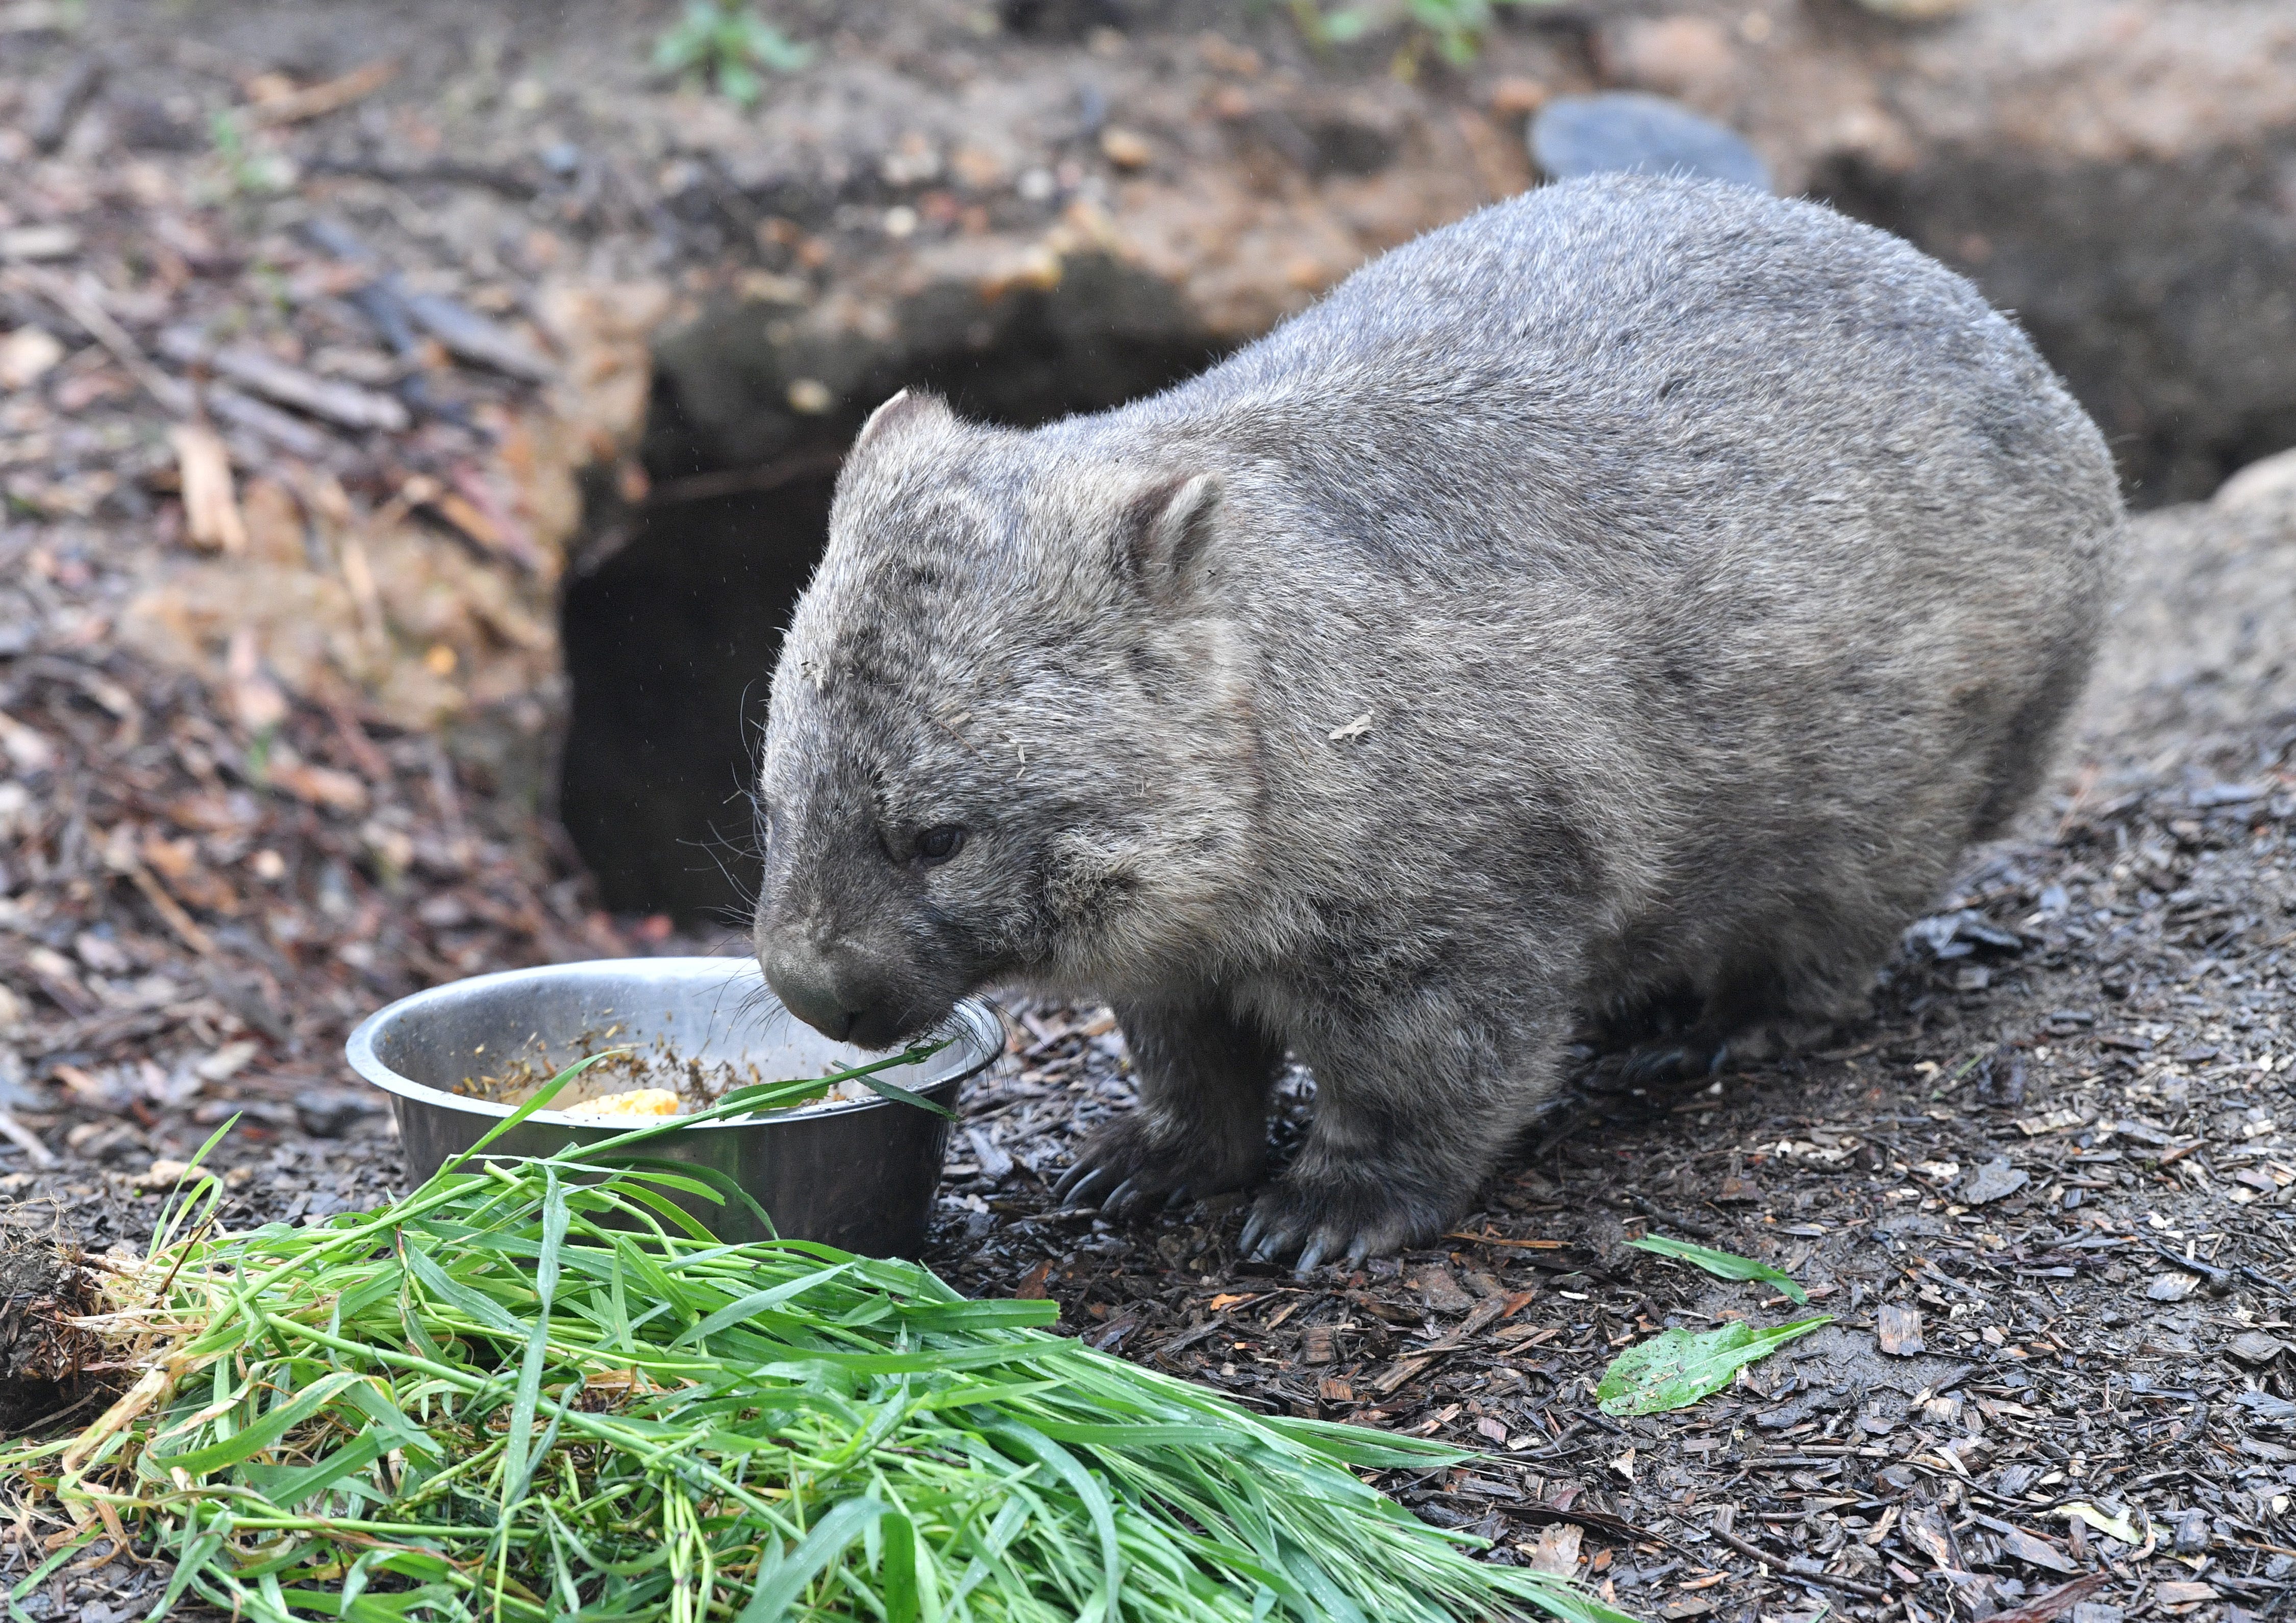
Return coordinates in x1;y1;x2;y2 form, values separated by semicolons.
0;0;2291;1147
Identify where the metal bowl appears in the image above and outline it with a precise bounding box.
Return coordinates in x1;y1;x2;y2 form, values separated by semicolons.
345;957;1002;1257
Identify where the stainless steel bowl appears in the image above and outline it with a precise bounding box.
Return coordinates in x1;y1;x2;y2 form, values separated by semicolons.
345;958;1003;1257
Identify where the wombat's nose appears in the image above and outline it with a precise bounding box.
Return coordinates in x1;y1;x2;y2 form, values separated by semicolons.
758;937;896;1046
759;943;857;1041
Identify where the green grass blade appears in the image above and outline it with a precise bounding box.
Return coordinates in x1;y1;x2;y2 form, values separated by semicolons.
736;1495;887;1622
1627;1235;1808;1305
1596;1316;1833;1415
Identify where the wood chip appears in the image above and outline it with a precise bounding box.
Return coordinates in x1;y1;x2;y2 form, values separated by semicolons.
1877;1303;1926;1356
2227;1330;2285;1364
167;422;247;553
2001;1527;2080;1574
2146;1271;2198;1302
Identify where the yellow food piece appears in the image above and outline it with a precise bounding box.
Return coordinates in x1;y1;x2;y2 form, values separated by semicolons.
564;1087;682;1119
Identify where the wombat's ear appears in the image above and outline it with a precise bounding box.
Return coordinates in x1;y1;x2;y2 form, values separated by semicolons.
1119;472;1224;598
852;388;952;455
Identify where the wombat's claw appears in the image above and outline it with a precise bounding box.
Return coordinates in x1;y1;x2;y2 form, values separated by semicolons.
1292;1238;1329;1276
1101;1177;1146;1219
1055;1164;1112;1208
1237;1210;1270;1258
1162;1186;1193;1210
1620;1045;1689;1086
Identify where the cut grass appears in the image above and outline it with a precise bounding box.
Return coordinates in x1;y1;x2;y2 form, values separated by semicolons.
4;1053;1633;1623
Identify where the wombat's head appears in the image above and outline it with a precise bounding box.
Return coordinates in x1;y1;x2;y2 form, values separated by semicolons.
753;391;1262;1048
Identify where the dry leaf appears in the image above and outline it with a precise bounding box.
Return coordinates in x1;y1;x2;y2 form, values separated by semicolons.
1527;1521;1583;1578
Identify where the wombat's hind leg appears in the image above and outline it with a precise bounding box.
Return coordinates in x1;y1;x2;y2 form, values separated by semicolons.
1054;997;1285;1222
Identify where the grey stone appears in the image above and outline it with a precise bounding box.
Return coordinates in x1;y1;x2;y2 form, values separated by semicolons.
1531;93;1770;193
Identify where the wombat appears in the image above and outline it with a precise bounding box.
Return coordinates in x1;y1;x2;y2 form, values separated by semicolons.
751;175;2122;1268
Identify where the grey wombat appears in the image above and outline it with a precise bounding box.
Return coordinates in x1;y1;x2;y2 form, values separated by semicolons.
752;175;2121;1268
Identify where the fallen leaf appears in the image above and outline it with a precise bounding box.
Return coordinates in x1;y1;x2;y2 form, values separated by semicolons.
2059;1501;2140;1544
1629;1234;1808;1304
1527;1520;1583;1578
1877;1303;1926;1356
1595;1317;1831;1415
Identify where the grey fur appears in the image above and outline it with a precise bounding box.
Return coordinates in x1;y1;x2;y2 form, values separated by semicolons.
751;175;2122;1265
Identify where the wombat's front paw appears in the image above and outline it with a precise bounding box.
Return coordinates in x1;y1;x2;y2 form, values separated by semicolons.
1237;1166;1456;1275
1052;1113;1264;1222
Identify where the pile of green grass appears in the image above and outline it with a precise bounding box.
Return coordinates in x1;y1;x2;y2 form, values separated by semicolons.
4;1055;1630;1622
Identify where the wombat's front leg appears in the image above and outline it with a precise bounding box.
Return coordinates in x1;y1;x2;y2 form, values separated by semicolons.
1053;997;1285;1221
1239;1011;1559;1272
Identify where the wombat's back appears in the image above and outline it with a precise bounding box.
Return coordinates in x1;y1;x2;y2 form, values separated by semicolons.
1089;175;2121;1027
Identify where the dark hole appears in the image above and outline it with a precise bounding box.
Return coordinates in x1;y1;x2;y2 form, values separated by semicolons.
560;267;1230;924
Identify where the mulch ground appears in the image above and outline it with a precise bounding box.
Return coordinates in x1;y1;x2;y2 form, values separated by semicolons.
5;4;2296;1621
6;504;2293;1623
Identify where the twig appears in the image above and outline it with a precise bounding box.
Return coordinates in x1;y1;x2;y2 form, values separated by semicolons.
242;58;398;127
8;265;190;413
0;1105;58;1168
1705;1519;1890;1601
1626;1194;1719;1240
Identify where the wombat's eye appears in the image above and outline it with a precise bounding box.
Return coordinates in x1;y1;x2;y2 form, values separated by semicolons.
916;825;966;866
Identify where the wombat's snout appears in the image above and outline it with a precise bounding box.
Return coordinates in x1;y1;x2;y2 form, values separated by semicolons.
755;930;911;1051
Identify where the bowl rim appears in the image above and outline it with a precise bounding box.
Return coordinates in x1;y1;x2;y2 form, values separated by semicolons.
345;956;1005;1130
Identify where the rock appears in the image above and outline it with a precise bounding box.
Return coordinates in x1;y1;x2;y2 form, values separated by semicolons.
2216;448;2296;515
1962;1156;2030;1205
1529;93;1770;193
2174;1508;2210;1554
1877;1303;1926;1356
294;1087;382;1139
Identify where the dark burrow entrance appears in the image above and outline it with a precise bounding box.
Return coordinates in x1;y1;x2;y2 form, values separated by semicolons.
559;257;1231;923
